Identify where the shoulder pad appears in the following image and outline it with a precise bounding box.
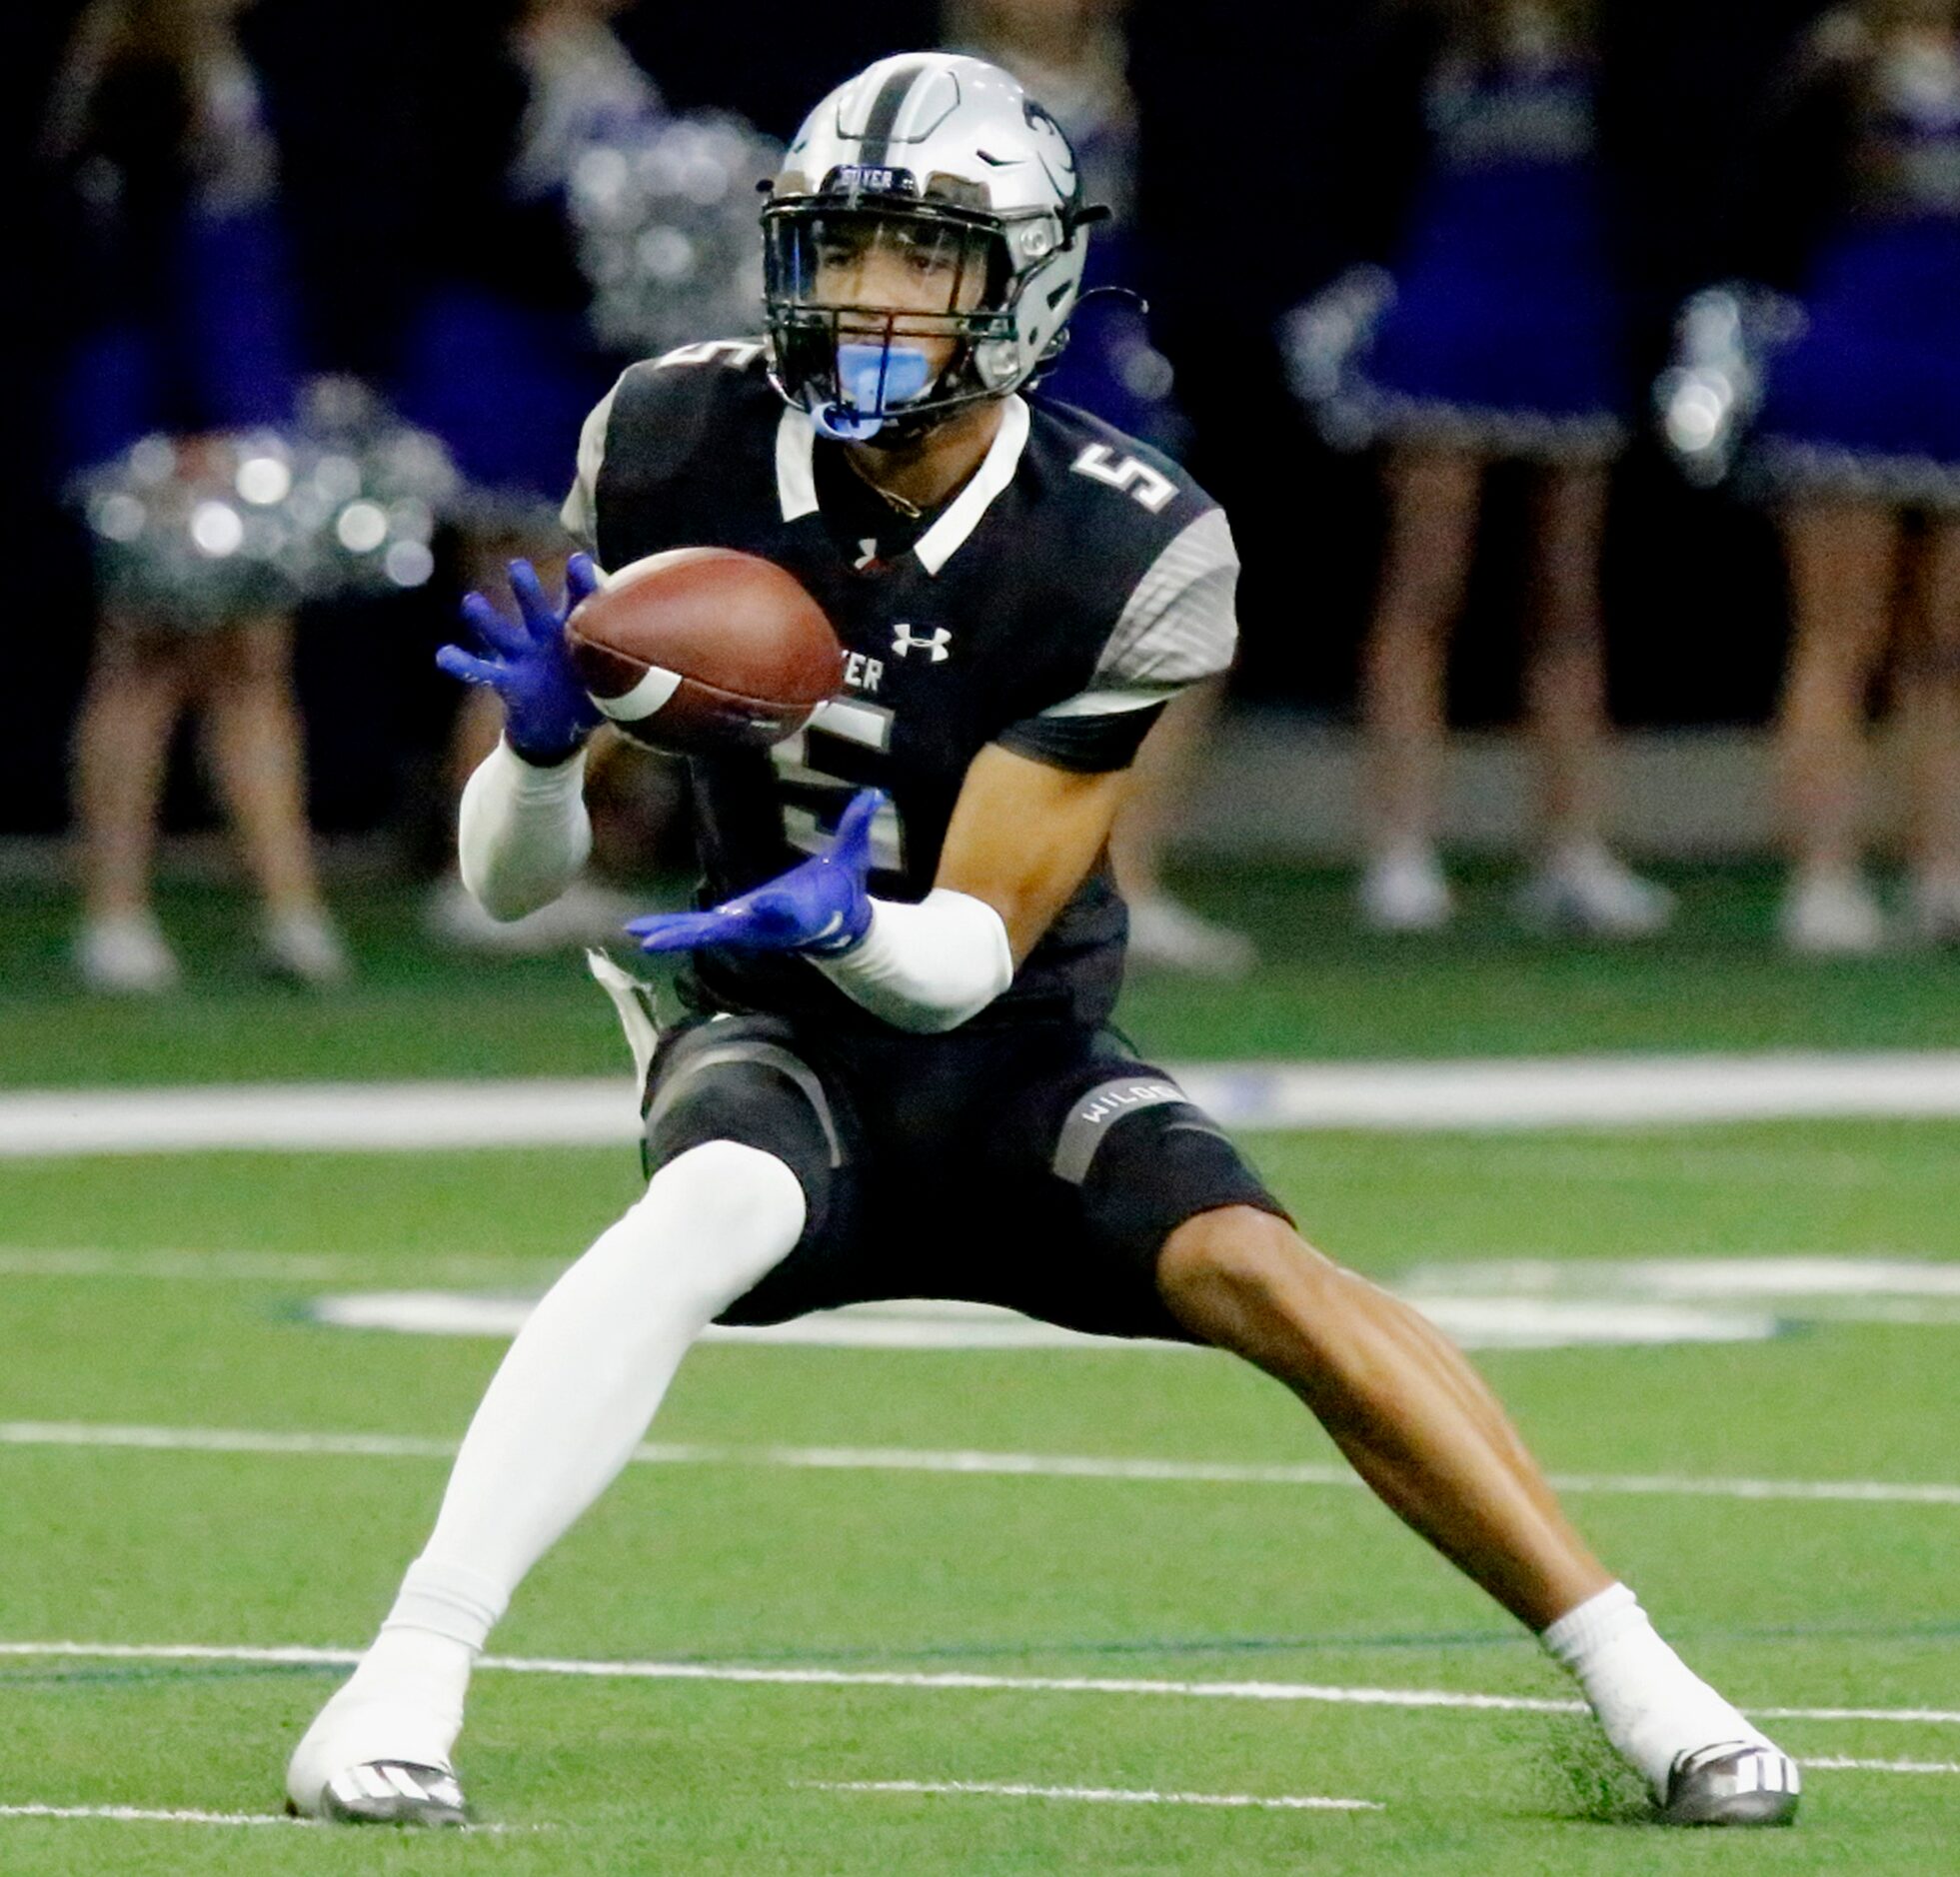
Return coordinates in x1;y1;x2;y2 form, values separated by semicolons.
592;341;778;566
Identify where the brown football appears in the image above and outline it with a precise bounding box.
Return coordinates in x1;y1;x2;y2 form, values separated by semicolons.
565;548;844;755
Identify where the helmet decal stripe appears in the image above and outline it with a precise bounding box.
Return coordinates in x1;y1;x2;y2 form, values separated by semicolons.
856;60;932;169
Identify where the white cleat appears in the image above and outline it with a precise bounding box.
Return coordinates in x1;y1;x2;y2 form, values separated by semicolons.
1124;893;1258;977
76;913;181;993
294;1759;468;1828
1657;1740;1800;1827
1514;845;1673;938
1781;872;1886;956
1358;846;1453;933
263;910;352;987
286;1684;465;1825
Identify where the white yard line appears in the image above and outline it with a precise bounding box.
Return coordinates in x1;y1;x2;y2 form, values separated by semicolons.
0;1247;555;1283
804;1778;1381;1811
12;1246;1960;1349
0;1078;637;1157
0;1799;514;1832
1802;1757;1960;1774
0;1421;462;1460
1182;1054;1960;1131
0;1764;1938;1836
7;1051;1960;1156
5;1418;1958;1507
1530;1470;1960;1508
1753;1706;1960;1725
2;1640;1954;1727
0;1803;308;1827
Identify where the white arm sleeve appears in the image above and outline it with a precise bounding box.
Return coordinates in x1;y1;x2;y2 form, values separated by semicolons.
457;739;593;922
813;888;1013;1034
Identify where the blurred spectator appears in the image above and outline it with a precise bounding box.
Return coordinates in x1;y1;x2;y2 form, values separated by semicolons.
403;0;668;951
1287;0;1671;938
396;0;652;540
52;0;348;990
947;0;1255;976
944;0;1178;446
612;0;936;140
1725;0;1960;951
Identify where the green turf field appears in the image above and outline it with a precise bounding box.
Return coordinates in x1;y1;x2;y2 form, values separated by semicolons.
5;860;1960;1083
1;871;1955;1871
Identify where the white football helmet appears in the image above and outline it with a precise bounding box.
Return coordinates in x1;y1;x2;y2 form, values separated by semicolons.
763;52;1101;441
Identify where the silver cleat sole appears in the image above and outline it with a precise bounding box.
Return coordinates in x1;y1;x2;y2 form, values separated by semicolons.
1658;1742;1800;1827
299;1759;469;1828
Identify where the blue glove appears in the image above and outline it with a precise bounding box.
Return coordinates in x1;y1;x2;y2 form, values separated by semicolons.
628;788;885;956
437;555;605;764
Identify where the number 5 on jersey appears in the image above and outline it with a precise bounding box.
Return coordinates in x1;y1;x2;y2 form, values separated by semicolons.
774;704;907;873
1070;444;1176;513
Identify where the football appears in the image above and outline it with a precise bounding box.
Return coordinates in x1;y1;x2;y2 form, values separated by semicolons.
565;547;844;754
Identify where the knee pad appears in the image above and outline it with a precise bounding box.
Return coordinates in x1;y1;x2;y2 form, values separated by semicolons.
643;1026;845;1260
620;1140;808;1312
641;1139;807;1248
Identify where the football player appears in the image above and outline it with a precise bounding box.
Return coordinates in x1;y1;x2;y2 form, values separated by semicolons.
286;53;1797;1829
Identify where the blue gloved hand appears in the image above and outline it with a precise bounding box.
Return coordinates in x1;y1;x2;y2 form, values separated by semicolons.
436;555;605;764
628;788;885;956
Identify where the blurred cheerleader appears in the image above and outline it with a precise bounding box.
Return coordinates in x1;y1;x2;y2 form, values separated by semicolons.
943;0;1180;446
395;0;655;542
400;0;669;950
1294;0;1670;936
51;0;348;990
946;0;1256;976
1734;0;1960;950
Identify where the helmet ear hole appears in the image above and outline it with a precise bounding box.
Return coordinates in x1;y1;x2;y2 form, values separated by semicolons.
974;339;1020;389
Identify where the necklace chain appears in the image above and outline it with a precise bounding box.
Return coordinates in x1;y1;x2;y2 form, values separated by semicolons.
844;452;924;520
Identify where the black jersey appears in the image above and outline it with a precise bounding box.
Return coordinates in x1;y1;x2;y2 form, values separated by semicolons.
563;340;1239;1032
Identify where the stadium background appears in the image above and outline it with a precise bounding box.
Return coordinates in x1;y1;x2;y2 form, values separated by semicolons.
2;0;1820;843
0;4;1956;1869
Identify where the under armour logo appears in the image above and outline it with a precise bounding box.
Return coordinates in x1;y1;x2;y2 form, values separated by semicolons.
892;623;952;663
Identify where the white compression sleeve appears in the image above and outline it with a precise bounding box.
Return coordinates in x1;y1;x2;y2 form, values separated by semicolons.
456;738;593;921
813;888;1014;1033
396;1140;804;1632
285;1141;806;1801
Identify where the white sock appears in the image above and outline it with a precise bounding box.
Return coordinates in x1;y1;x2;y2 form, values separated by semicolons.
1541;1583;1769;1792
290;1140;805;1794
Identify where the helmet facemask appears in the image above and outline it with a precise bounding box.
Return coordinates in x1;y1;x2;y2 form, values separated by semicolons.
764;193;1057;443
